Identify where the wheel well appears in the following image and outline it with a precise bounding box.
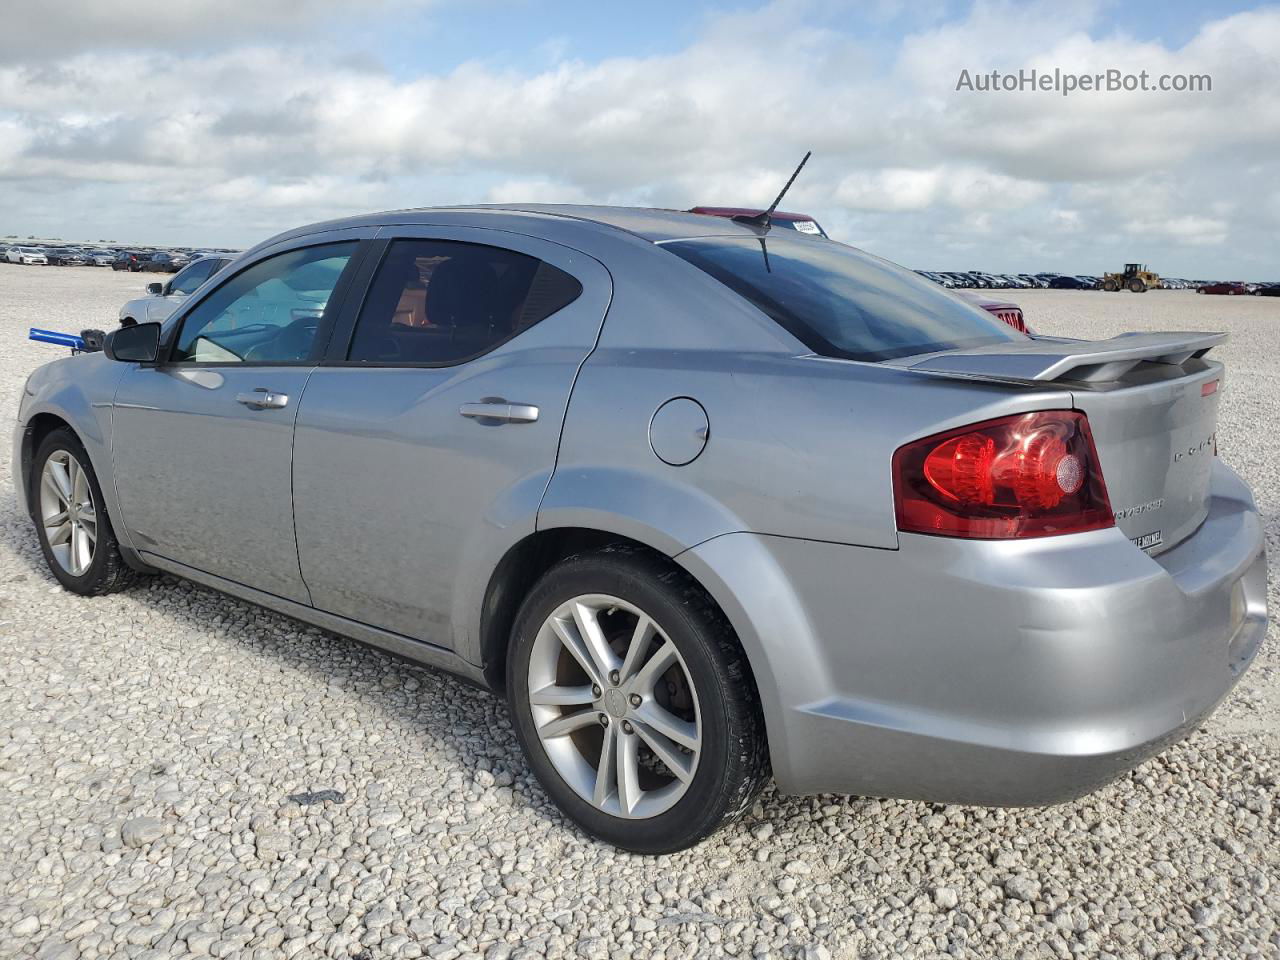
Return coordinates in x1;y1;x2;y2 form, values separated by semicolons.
19;413;73;507
479;528;691;691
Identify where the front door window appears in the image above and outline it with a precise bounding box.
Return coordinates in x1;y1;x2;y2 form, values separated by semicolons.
172;243;356;364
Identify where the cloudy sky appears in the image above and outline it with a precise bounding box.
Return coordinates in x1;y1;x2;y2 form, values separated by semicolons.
1;0;1276;278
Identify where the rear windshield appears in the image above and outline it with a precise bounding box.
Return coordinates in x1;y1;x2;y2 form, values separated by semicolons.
663;235;1026;362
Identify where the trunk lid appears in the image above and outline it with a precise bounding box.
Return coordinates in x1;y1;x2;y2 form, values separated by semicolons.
897;332;1225;554
1071;364;1221;553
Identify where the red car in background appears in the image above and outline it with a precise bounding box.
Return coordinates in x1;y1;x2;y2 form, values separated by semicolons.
688;206;829;238
1198;282;1248;295
956;290;1027;332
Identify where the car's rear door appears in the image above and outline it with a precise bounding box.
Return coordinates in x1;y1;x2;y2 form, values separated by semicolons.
291;226;611;646
110;232;372;603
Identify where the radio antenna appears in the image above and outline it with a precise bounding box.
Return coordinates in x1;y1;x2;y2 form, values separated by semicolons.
733;151;812;230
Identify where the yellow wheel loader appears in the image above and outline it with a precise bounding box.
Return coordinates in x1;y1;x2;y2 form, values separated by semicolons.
1101;263;1160;292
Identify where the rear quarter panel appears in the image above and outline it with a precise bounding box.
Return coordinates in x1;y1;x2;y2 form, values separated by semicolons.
543;242;1078;551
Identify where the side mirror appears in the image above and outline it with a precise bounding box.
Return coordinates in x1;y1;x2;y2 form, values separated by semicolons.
104;322;162;364
146;282;164;295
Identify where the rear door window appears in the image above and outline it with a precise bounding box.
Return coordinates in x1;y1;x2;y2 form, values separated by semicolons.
346;239;583;365
663;235;1026;362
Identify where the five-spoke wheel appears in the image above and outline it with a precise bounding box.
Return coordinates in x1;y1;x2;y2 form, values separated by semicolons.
528;594;702;819
31;428;140;596
40;449;98;576
508;546;768;853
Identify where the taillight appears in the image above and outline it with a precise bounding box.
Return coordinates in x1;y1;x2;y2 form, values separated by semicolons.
980;304;1027;333
893;411;1113;539
997;309;1026;332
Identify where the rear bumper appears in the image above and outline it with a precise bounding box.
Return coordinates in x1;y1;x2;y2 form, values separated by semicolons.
681;460;1267;803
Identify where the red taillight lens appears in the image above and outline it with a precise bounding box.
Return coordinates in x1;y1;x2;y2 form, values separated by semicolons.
981;304;1027;332
996;308;1026;332
893;411;1113;539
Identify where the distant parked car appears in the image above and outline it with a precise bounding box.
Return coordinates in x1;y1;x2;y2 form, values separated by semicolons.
117;255;236;325
1198;282;1247;295
112;252;147;272
6;246;49;265
688;207;829;238
138;252;182;273
54;249;89;266
915;270;956;288
1253;284;1280;297
1048;275;1086;289
87;251;116;267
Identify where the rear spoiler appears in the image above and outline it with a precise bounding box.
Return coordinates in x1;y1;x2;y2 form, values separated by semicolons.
905;331;1227;384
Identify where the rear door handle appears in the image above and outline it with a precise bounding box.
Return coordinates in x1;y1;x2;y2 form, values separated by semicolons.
236;388;289;410
459;400;539;424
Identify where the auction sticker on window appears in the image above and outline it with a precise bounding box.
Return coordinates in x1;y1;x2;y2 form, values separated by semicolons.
792;220;821;234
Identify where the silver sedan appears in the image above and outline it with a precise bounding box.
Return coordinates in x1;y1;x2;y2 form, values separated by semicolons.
14;205;1268;852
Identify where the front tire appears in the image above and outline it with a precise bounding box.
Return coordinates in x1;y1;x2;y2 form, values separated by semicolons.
31;429;139;596
507;546;769;853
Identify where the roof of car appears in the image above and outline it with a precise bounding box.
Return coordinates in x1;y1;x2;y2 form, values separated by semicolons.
273;204;787;249
686;206;820;223
484;204;756;241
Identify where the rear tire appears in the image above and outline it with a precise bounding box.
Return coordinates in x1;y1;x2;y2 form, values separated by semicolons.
506;545;769;853
1128;278;1145;293
31;429;140;596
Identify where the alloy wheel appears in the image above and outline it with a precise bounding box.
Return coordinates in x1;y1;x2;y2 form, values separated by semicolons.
40;450;97;576
527;594;702;819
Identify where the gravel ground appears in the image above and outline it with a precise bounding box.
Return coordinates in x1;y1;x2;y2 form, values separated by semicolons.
0;266;1277;960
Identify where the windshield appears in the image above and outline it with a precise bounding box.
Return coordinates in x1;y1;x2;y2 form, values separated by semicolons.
663;235;1027;362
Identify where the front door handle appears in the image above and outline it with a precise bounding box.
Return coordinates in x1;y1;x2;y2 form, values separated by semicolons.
236;388;289;410
459;400;540;424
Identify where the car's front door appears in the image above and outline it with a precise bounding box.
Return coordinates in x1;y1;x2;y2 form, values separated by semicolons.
111;238;366;603
291;228;611;646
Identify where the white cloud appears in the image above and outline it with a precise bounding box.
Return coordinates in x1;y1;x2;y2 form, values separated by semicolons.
484;178;591;204
1125;215;1229;247
0;0;1276;278
0;1;435;60
836;169;942;211
836;167;1046;212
